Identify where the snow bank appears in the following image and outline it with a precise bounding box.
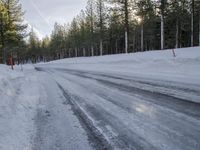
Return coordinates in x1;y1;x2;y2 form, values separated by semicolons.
40;46;200;85
0;64;39;150
0;65;22;95
49;46;200;64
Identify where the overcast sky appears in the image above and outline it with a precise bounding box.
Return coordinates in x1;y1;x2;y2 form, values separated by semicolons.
20;0;87;39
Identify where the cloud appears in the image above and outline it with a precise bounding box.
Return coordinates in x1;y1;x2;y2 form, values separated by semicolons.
24;20;44;40
20;0;87;36
29;0;51;29
30;25;44;40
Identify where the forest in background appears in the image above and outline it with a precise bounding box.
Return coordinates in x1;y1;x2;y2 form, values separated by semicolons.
0;0;200;64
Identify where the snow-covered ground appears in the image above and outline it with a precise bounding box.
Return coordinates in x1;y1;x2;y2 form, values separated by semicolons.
0;46;200;150
42;46;200;85
0;65;39;150
0;65;94;150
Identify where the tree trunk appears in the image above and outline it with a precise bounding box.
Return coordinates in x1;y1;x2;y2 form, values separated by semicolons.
3;48;6;64
132;34;135;52
191;0;194;47
0;19;5;63
99;0;103;56
83;47;86;57
141;22;144;51
124;0;129;53
175;19;179;48
100;39;103;56
161;13;164;50
115;39;118;54
199;13;200;46
91;45;94;56
125;30;128;53
75;47;78;57
68;49;71;58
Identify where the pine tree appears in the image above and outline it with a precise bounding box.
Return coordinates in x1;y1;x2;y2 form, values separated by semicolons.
160;0;167;50
0;2;8;62
96;0;106;56
108;4;123;54
166;0;190;48
136;0;154;51
41;36;50;61
109;0;133;53
1;0;27;63
191;0;194;46
28;28;40;63
79;10;87;57
86;0;96;56
50;23;66;59
194;0;200;46
70;18;80;57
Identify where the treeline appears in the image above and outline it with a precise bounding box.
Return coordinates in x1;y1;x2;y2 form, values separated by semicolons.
40;0;200;61
1;0;200;63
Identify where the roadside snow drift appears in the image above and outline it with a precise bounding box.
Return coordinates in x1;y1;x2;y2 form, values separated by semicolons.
41;46;200;85
0;65;40;150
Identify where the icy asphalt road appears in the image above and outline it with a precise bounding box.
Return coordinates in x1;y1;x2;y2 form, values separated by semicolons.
30;71;95;150
35;67;200;150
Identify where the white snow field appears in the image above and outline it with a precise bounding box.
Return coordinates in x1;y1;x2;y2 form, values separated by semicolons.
0;46;200;150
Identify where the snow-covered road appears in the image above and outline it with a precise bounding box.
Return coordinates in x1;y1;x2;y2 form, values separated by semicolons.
35;66;200;150
31;71;95;150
